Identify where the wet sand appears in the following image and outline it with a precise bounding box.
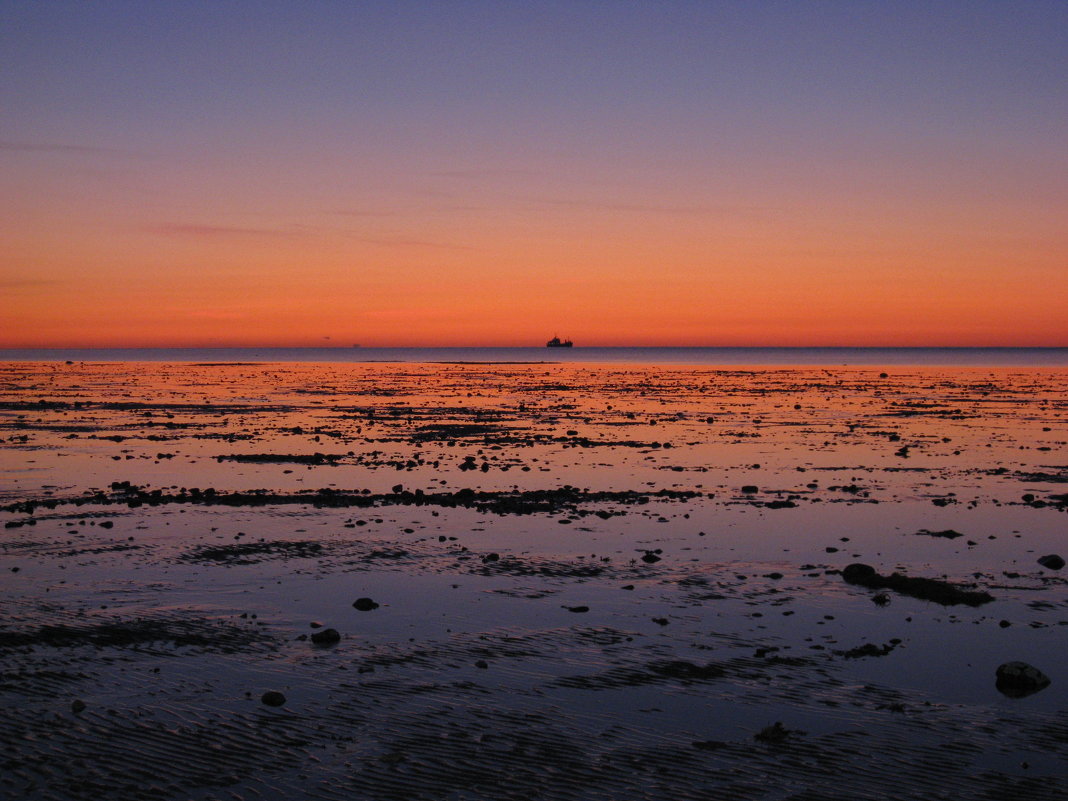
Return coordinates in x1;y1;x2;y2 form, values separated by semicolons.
2;361;1066;799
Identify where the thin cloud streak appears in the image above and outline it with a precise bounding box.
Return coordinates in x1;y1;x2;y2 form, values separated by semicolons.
349;235;475;251
149;222;474;251
326;209;400;218
524;197;708;215
0;278;60;290
525;197;785;218
295;223;475;251
149;224;303;239
429;168;539;180
0;140;152;159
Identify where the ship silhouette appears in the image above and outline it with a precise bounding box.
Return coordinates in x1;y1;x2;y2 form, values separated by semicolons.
546;335;573;348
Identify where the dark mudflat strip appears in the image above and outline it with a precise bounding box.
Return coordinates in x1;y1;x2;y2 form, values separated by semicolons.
215;453;347;465
3;483;702;517
0;400;281;413
0;616;274;653
182;540;325;564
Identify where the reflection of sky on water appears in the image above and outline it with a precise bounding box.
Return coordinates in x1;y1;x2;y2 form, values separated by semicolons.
1;360;1067;792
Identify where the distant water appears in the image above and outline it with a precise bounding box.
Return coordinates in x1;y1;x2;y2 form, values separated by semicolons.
2;347;1067;366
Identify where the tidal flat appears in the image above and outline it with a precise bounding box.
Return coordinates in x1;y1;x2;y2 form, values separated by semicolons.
1;360;1066;800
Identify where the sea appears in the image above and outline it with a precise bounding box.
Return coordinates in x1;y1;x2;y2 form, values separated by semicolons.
1;346;1066;366
2;350;1067;798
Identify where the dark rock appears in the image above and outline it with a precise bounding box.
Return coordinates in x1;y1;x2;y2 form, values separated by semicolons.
482;552;500;562
842;563;876;582
841;563;993;607
837;642;896;659
563;605;589;613
641;552;661;564
71;699;86;714
995;662;1051;698
261;691;286;707
741;485;759;494
474;659;488;669
353;598;379;611
1038;554;1065;570
310;628;341;645
915;529;964;539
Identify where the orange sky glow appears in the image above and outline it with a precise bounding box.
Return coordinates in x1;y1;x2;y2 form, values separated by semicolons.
3;3;1066;348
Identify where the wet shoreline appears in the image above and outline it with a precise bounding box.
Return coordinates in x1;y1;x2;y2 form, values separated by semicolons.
2;361;1066;799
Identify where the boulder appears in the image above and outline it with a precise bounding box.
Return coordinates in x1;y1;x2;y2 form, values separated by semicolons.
261;691;286;707
995;662;1051;698
842;563;877;583
310;628;341;645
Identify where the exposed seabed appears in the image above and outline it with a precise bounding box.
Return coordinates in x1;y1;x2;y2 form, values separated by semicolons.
2;361;1066;799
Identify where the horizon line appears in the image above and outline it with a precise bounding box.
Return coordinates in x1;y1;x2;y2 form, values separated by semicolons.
2;344;1067;351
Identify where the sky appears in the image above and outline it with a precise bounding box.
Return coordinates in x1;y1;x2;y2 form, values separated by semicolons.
2;0;1066;347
